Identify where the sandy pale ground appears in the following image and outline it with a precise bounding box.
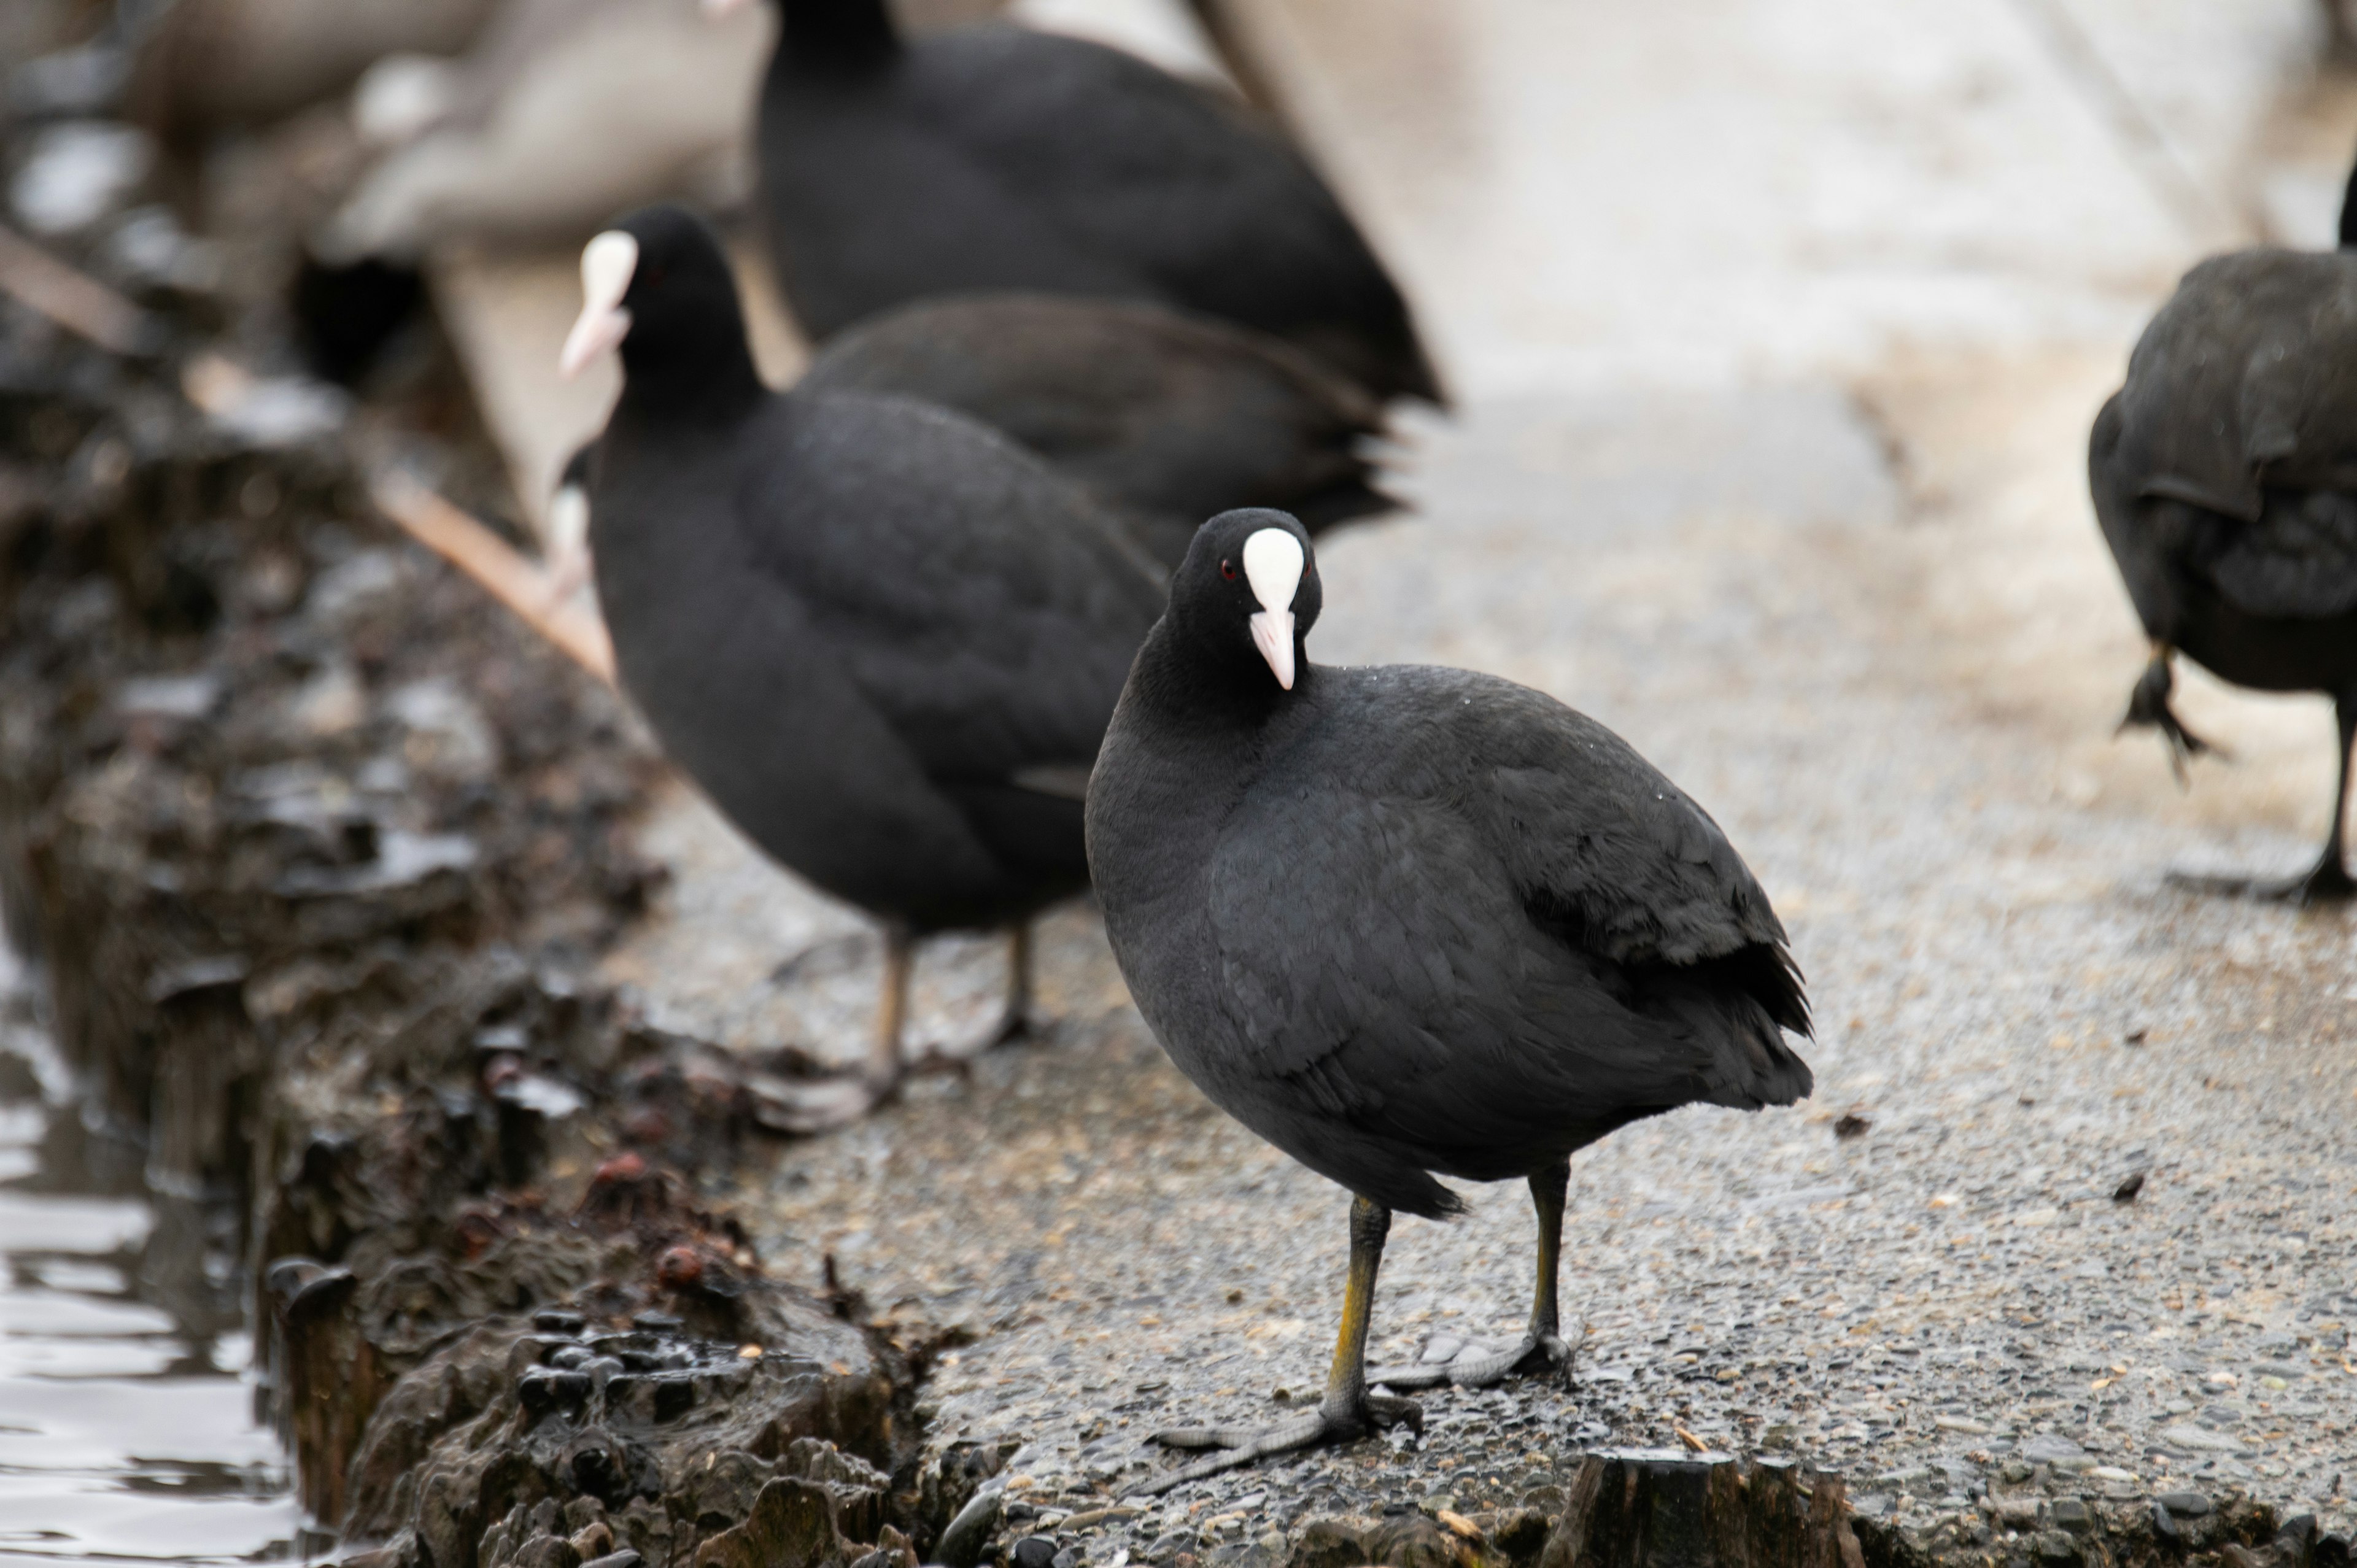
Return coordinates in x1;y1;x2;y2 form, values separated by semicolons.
586;0;2357;1550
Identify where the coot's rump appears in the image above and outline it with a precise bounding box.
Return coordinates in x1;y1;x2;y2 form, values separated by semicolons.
800;293;1398;569
2091;235;2357;903
734;0;1443;403
1085;510;1811;1488
563;204;1164;1118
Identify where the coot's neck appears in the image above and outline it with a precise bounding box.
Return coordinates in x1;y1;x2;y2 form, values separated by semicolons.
775;0;901;70
1124;612;1315;741
611;311;766;436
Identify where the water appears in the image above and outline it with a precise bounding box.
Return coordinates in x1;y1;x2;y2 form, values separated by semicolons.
0;939;302;1564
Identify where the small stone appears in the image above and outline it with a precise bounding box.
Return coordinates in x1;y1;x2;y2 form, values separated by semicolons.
1013;1535;1059;1568
2030;1529;2080;1564
2051;1499;2092;1534
2151;1500;2179;1541
2160;1426;2245;1454
533;1309;586;1335
2158;1491;2212;1518
1053;1551;1083;1568
2020;1435;2092;1472
1145;1531;1195;1564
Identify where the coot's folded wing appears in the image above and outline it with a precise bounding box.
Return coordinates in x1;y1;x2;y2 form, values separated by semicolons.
2114;250;2357;523
1199;668;1805;1215
735;392;1166;790
799;293;1394;565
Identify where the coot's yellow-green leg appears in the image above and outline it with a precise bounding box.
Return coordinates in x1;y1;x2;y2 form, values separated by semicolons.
1371;1158;1575;1390
1145;1196;1421;1494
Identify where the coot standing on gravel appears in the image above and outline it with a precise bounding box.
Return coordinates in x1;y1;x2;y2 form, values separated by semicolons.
561;204;1165;1119
1085;511;1813;1489
714;0;1444;403
2089;163;2357;902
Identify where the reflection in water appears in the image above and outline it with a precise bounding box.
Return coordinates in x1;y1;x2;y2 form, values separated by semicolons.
0;940;300;1564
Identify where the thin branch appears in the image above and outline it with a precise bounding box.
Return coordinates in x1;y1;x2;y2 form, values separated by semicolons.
0;224;159;356
370;469;616;684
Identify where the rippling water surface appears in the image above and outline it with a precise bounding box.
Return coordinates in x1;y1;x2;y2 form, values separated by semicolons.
0;940;301;1564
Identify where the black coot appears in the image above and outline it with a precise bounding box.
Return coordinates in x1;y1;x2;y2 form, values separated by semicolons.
562;204;1166;1114
800;293;1396;568
1085;511;1813;1488
2089;166;2357;902
733;0;1443;403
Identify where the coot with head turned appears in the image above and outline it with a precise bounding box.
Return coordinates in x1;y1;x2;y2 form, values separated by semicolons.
1085;511;1813;1488
715;0;1442;403
2089;150;2357;903
562;203;1165;1117
800;293;1396;569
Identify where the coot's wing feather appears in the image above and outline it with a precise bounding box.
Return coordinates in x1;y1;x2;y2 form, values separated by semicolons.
1200;669;1805;1215
902;31;1420;361
1463;681;1799;984
2114;250;2357;524
800;295;1393;565
735;393;1164;787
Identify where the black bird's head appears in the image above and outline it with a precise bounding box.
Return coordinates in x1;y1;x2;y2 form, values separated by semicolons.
559;204;759;409
1166;509;1323;695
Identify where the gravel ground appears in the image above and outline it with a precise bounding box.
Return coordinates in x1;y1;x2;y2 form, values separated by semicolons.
611;364;2357;1558
594;4;2357;1556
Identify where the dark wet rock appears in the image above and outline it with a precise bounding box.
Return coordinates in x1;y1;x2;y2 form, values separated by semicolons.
937;1479;1009;1568
1012;1534;1060;1568
2164;1492;2217;1518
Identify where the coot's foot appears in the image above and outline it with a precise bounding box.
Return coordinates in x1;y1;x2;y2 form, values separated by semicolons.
1369;1329;1574;1391
2119;652;2220;785
2167;855;2357;905
1142;1394;1422;1494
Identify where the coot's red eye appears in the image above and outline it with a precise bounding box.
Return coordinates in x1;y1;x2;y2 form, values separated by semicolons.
1220;559;1237;581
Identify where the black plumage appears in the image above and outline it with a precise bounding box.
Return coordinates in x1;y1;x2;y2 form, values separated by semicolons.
2090;233;2357;902
749;0;1443;403
568;205;1165;1108
1085;509;1811;1487
800;293;1397;568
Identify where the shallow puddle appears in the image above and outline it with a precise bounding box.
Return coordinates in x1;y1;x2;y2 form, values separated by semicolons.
0;940;300;1565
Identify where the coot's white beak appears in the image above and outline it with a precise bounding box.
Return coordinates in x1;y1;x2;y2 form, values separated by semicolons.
559;230;639;377
1242;528;1305;691
700;0;754;18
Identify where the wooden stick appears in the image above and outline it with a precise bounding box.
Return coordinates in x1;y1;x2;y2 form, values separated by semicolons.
0;224;157;356
369;469;617;685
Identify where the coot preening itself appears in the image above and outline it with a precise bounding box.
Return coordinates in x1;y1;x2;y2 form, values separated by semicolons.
2089;174;2357;902
719;0;1444;403
1085;511;1813;1488
800;293;1397;568
561;204;1165;1116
